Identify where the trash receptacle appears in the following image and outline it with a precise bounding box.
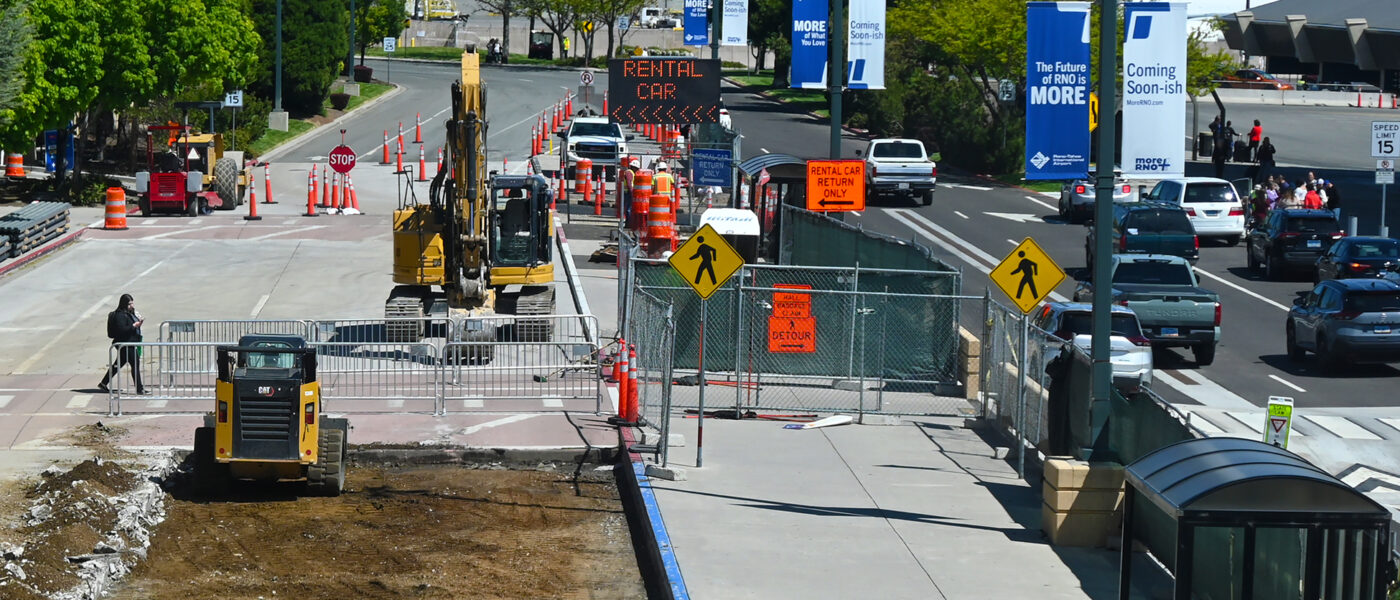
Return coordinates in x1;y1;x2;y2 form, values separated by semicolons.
1198;132;1213;157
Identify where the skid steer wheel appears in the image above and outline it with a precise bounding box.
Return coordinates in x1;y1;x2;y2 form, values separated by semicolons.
305;427;346;496
192;427;229;497
214;157;241;209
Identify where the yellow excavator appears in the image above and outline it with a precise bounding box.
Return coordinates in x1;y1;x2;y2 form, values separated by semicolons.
386;50;556;344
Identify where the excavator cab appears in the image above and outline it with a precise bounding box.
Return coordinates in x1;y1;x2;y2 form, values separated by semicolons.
490;174;553;269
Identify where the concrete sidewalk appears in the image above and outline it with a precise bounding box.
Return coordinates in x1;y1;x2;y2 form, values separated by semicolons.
647;415;1124;599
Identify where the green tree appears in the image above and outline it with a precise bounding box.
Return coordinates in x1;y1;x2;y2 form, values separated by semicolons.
0;1;34;128
250;0;349;116
747;0;789;76
356;0;407;65
1186;19;1234;96
0;0;105;152
893;0;1024;120
521;0;574;62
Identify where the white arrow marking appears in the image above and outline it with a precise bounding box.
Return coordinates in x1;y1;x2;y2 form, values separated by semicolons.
307;155;328;161
984;212;1042;224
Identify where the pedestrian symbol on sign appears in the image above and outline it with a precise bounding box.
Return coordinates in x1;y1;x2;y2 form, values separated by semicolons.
1011;251;1038;299
690;235;718;285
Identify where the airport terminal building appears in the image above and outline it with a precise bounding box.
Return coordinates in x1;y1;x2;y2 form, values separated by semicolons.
1221;0;1400;92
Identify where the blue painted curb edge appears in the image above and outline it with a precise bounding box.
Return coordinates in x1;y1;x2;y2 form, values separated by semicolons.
615;432;689;599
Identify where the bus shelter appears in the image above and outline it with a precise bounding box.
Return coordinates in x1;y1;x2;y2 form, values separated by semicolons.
736;153;807;262
1120;437;1393;599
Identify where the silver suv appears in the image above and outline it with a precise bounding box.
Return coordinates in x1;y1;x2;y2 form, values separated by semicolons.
1286;278;1400;370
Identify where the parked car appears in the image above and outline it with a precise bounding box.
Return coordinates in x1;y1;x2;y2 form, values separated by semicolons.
1031;302;1154;391
1073;254;1221;366
1218;68;1295;91
1141;177;1246;245
859;138;937;205
1057;176;1139;223
1246;209;1346;280
1286;279;1400;370
1315;237;1400;282
1085;201;1198;271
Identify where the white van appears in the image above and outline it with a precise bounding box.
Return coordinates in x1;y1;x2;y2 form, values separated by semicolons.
1141;177;1246;245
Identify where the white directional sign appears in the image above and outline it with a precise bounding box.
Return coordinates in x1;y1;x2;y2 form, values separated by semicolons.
1264;396;1294;449
1372;121;1400;158
580;71;595;86
1379;159;1395;185
222;90;244;108
383;37;397;53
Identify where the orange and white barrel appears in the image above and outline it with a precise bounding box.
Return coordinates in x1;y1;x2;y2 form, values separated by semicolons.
631;170;653;232
5;153;24;178
103;187;128;230
574;158;593;194
647;189;674;242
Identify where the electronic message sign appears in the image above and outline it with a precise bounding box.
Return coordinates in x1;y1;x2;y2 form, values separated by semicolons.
608;58;721;124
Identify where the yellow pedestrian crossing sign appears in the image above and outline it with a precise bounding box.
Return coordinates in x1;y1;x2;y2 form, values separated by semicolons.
990;237;1065;313
669;223;744;300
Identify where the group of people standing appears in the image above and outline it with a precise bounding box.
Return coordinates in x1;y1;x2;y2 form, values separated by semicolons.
1210;117;1277;181
1248;171;1343;225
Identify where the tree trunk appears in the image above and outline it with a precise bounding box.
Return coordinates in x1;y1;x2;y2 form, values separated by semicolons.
773;53;790;88
606;22;615;58
501;1;511;63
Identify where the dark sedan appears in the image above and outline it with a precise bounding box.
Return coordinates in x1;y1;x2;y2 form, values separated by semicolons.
1246;209;1345;280
1316;237;1400;282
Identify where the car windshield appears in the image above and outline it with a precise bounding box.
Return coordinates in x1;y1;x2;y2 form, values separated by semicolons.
1126;209;1194;235
1183;183;1236;203
1344;292;1400;312
570;122;621;138
1113;261;1195;285
1059;312;1143;337
1347;240;1400;259
244;341;296;369
871;142;925;159
1286;217;1340;233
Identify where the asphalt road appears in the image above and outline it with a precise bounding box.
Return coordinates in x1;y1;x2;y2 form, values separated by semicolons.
722;84;1400;498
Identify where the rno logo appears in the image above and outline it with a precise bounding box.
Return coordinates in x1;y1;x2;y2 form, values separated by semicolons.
1135;157;1171;172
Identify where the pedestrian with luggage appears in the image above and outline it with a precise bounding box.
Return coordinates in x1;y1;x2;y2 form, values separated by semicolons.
1254;137;1276;184
98;294;146;394
1221;121;1239;162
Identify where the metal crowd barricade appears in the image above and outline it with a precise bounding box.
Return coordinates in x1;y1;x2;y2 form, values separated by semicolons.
440;339;602;413
108;342;223;415
312;342;441;413
310;317;453;344
453;314;598;345
159;319;311;343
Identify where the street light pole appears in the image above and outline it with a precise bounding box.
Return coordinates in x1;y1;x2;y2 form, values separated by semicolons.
348;0;357;78
1089;0;1118;458
828;0;843;159
275;0;283;111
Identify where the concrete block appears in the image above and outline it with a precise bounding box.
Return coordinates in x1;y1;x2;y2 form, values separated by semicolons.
267;110;289;132
1043;458;1124;490
1042;502;1119;547
830;379;878;391
858;414;901;426
991;446;1010;459
645;463;687;481
1042;480;1124;512
668;433;686;448
343;83;361;97
959;326;981;400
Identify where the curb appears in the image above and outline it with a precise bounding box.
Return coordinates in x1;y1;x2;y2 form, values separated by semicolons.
257;83;409;163
615;426;690;600
720;77;872;139
0;226;84;279
348;445;616;466
553;221;595;343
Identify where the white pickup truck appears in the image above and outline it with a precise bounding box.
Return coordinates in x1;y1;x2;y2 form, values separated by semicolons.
859;138;937;205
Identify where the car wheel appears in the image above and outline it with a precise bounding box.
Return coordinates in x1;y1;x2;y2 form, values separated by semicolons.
921;190;933;206
1193;343;1216;367
1265;254;1280;281
1316;335;1342;372
1226;235;1240;247
1286;323;1306;361
1058;196;1067;219
1246;242;1258;271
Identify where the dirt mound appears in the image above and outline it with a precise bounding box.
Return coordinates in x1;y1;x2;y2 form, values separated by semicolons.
110;464;644;599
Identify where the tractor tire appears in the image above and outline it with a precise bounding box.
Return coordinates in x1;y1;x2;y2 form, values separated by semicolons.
305;427;346;497
138;195;151;217
192;427;229;496
215;157;240;209
187;196;200;217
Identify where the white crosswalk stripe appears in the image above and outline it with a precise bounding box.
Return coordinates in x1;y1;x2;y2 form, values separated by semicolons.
0;395;11;409
1301;415;1383;440
66;395;90;409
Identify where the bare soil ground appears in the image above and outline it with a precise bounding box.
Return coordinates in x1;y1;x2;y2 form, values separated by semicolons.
0;425;645;600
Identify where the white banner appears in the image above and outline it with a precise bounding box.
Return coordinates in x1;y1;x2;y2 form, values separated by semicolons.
1121;2;1186;177
722;0;748;46
846;0;885;89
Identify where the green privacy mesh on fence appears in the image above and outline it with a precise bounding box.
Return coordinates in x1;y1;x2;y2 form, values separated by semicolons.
780;205;957;273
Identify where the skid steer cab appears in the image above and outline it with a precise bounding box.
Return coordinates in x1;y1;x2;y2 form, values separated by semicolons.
192;335;349;496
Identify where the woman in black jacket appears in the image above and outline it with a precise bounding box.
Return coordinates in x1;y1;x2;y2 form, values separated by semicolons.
1253;137;1277;184
98;294;145;394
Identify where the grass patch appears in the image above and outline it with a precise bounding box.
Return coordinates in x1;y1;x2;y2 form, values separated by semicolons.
989;172;1062;192
332;82;393;112
247;120;315;156
365;46;464;61
729;74;772;88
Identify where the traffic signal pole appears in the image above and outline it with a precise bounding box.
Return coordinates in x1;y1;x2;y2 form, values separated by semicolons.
828;0;843;159
1089;0;1117;458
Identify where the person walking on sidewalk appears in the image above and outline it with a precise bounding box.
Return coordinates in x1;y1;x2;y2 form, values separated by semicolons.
99;294;146;394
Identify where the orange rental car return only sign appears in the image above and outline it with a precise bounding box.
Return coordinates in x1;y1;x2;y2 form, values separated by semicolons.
805;160;866;212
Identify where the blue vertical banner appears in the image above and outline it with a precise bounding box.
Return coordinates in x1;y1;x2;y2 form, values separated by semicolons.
1024;2;1091;180
684;0;709;46
790;0;828;89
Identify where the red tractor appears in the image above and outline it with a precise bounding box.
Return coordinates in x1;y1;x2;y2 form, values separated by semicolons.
134;125;247;217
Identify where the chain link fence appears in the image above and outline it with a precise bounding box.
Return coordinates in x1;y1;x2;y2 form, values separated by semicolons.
628;288;677;466
979;296;1070;476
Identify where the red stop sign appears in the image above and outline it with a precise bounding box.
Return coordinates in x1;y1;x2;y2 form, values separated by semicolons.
328;145;356;173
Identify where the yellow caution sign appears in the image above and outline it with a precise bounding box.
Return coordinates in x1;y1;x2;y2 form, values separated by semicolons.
669;223;744;300
1089;92;1099;133
989;237;1065;313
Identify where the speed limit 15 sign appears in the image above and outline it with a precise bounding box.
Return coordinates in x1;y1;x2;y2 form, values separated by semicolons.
1373;121;1400;158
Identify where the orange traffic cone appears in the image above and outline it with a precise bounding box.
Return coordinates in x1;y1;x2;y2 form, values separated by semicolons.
436;147;443;175
396;149;404;174
263;163;276;204
245;170;261;220
414;112;423;144
397;122;405;153
626;344;639;422
381;130;391;164
418;146;427;181
331;172;341;210
565;93;573;119
348;176;361;213
305;171;318;216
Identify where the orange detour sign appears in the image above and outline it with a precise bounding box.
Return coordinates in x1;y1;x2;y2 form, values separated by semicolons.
805;160;866;212
768;316;817;353
772;283;812;318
